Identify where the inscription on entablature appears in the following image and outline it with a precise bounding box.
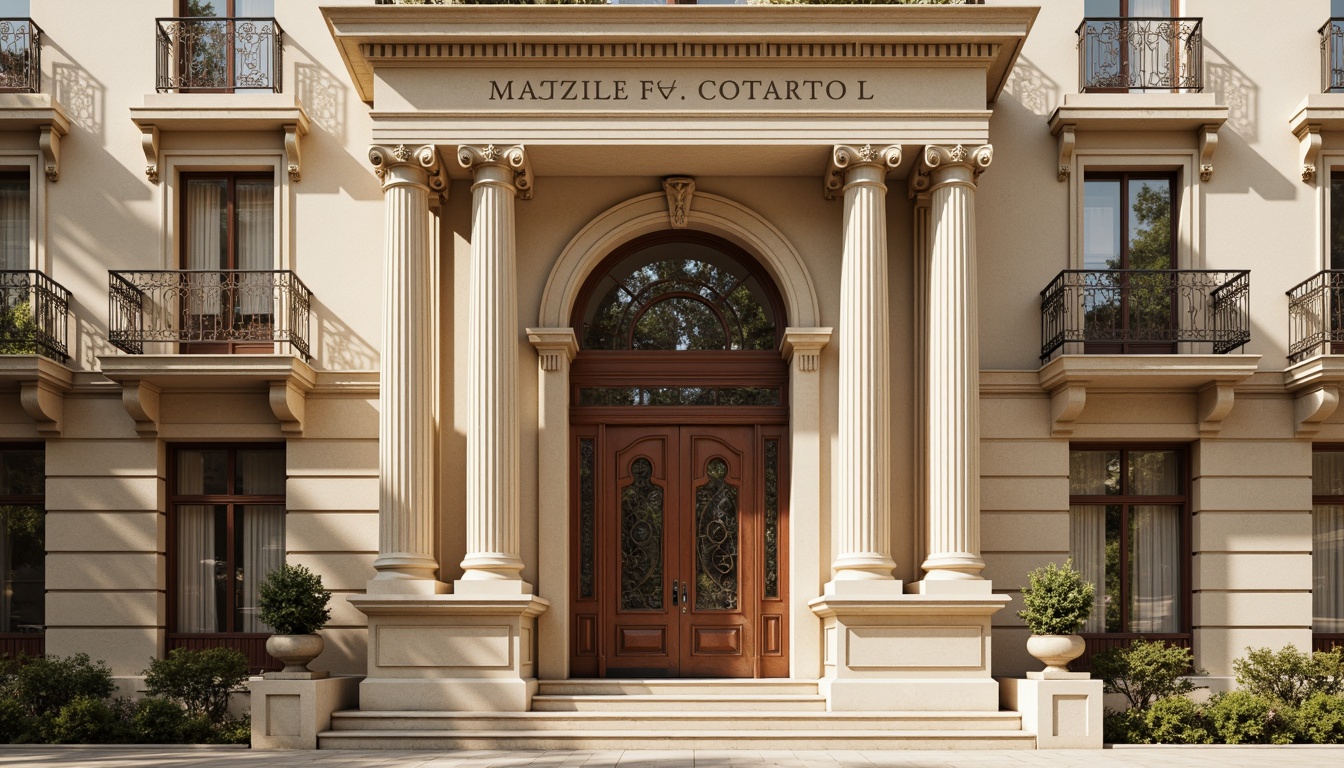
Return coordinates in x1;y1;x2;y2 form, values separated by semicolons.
488;78;875;103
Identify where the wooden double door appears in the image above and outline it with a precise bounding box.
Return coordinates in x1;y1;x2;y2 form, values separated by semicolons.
570;424;788;678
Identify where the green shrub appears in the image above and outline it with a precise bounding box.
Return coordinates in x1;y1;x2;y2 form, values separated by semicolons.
143;648;248;724
132;696;190;744
6;654;115;719
1103;707;1150;744
48;696;134;745
1144;695;1213;744
212;714;251;745
0;696;31;743
1091;639;1202;710
1233;645;1344;707
1017;559;1094;635
1295;692;1344;744
258;563;332;635
0;301;37;355
1207;691;1295;745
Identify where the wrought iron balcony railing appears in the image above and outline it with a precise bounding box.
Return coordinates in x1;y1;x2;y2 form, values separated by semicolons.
1077;17;1203;93
108;270;311;361
0;19;41;93
155;17;283;93
1286;270;1344;364
0;270;71;362
1323;19;1344;93
1040;269;1250;361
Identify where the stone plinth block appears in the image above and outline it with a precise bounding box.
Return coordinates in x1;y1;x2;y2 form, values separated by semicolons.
349;593;548;711
249;675;360;750
999;676;1104;749
808;591;1009;711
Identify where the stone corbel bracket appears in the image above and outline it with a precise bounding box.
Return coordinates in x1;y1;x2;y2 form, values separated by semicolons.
285;123;304;182
98;355;317;436
1198;123;1218;182
129;103;310;185
38;124;62;183
1046;379;1088;437
824;144;902;200
0;357;75;436
1284;356;1344;437
1287;98;1344;185
526;327;578;373
140;125;160;184
781;327;833;373
1298;124;1323;184
1196;378;1237;436
1056;124;1075;182
662;177;694;229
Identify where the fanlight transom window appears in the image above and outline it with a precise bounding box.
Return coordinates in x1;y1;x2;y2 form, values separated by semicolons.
578;236;779;351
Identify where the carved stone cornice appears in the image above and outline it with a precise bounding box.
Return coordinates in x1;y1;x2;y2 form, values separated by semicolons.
663;177;694;229
369;144;447;198
457;144;534;200
823;144;901;200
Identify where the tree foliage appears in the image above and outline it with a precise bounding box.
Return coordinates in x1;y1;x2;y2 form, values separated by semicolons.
1091;639;1201;711
257;563;332;635
1017;559;1094;635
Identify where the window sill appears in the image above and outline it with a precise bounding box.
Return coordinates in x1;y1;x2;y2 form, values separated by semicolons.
1037;353;1261;438
1048;93;1228;183
96;353;316;437
0;93;70;182
0;354;74;436
129;94;309;184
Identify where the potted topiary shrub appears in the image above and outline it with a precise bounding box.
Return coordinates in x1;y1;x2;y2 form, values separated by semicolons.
257;563;332;678
1018;559;1095;678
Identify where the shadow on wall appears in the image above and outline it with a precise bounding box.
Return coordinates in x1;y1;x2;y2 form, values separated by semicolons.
45;41;105;143
1003;55;1059;118
295;62;346;139
1204;42;1257;144
316;299;379;370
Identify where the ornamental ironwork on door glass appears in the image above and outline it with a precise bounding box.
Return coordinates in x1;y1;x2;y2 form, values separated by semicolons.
620;458;664;611
764;440;779;600
695;458;739;611
578;439;596;600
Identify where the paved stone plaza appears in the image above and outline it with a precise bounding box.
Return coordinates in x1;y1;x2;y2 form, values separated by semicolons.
1;748;1343;767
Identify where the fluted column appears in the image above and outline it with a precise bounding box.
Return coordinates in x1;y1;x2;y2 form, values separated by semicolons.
457;144;534;588
826;144;901;584
921;144;992;583
368;144;446;591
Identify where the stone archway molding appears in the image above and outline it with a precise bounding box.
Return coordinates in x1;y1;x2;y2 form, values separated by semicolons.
538;190;820;329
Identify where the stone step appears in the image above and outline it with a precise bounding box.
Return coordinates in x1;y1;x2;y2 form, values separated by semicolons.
317;728;1038;751
329;710;1024;732
536;679;820;696
530;693;827;711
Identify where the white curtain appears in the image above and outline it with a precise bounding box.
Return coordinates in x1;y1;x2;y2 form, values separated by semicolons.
175;451;219;633
1070;505;1108;633
185;181;224;319
1130;505;1181;633
1313;451;1344;634
240;505;284;632
236;179;275;317
0;175;29;272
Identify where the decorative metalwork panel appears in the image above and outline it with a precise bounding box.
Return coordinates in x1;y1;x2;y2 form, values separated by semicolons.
156;17;284;93
1288;270;1344;364
0;19;41;93
1039;270;1250;361
1077;17;1203;93
695;458;739;611
1324;19;1344;93
107;270;313;360
620;457;664;611
764;440;779;600
579;386;780;407
0;270;71;362
578;439;596;600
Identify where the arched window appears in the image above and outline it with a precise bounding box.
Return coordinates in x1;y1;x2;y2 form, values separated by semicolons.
576;233;781;352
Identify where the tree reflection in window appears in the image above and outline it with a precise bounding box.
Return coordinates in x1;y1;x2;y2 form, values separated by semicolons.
581;238;777;351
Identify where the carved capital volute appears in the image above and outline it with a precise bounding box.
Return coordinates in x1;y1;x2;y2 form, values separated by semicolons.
920;144;993;190
369;144;447;197
824;144;901;200
458;144;534;200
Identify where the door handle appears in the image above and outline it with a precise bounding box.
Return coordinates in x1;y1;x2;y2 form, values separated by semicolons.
671;579;678;606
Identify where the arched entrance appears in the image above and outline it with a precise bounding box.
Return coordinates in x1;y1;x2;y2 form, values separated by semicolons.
568;232;790;679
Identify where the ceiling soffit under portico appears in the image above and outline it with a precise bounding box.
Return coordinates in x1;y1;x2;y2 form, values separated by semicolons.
324;6;1037;178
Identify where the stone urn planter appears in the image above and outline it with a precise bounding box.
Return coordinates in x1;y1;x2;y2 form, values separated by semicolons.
266;633;326;675
1026;633;1086;678
1018;560;1095;678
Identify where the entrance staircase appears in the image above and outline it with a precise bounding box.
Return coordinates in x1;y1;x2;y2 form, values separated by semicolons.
318;679;1037;750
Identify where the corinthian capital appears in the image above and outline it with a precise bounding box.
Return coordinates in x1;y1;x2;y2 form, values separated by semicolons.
824;144;902;200
457;144;534;200
368;144;447;195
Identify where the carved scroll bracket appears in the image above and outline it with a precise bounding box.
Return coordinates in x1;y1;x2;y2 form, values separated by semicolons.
140;126;160;184
38;125;61;183
663;177;695;229
1299;124;1323;184
1198;123;1219;182
1056;124;1075;182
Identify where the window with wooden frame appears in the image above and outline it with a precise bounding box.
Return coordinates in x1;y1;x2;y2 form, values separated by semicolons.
0;170;28;271
0;445;43;661
1069;447;1190;664
1312;448;1344;653
1082;172;1178;354
175;0;278;93
1081;1;1194;94
180;171;276;355
168;444;285;671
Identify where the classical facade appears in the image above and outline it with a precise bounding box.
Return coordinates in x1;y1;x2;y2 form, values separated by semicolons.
1;0;1343;750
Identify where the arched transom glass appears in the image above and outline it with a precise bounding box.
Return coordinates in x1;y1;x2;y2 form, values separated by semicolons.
579;237;779;351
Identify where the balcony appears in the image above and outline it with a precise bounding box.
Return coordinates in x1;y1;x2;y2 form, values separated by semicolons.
0;270;70;363
0;19;40;93
108;270;311;361
1325;19;1344;93
1040;269;1250;362
1077;17;1203;93
155;17;283;93
1287;270;1344;364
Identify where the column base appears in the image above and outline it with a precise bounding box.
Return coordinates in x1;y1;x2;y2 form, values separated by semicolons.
809;589;1009;712
999;676;1104;749
349;592;549;712
250;675;360;750
906;578;993;595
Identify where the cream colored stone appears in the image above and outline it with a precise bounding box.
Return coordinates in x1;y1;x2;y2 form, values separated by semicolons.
45;511;163;552
1000;677;1103;749
287;477;378;512
1193;477;1312;512
1193;511;1313;552
979;440;1069;477
980;477;1069;512
250;676;360;750
1195;628;1316;678
47;552;163;591
289;553;378;592
45;475;162;512
287;512;380;553
288;440;379;476
45;628;163;677
46;439;160;477
981;513;1070;552
1193;591;1314;627
1193;553;1313;591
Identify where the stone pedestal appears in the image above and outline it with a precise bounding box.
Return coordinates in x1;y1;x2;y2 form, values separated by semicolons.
999;676;1104;749
249;675;360;749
